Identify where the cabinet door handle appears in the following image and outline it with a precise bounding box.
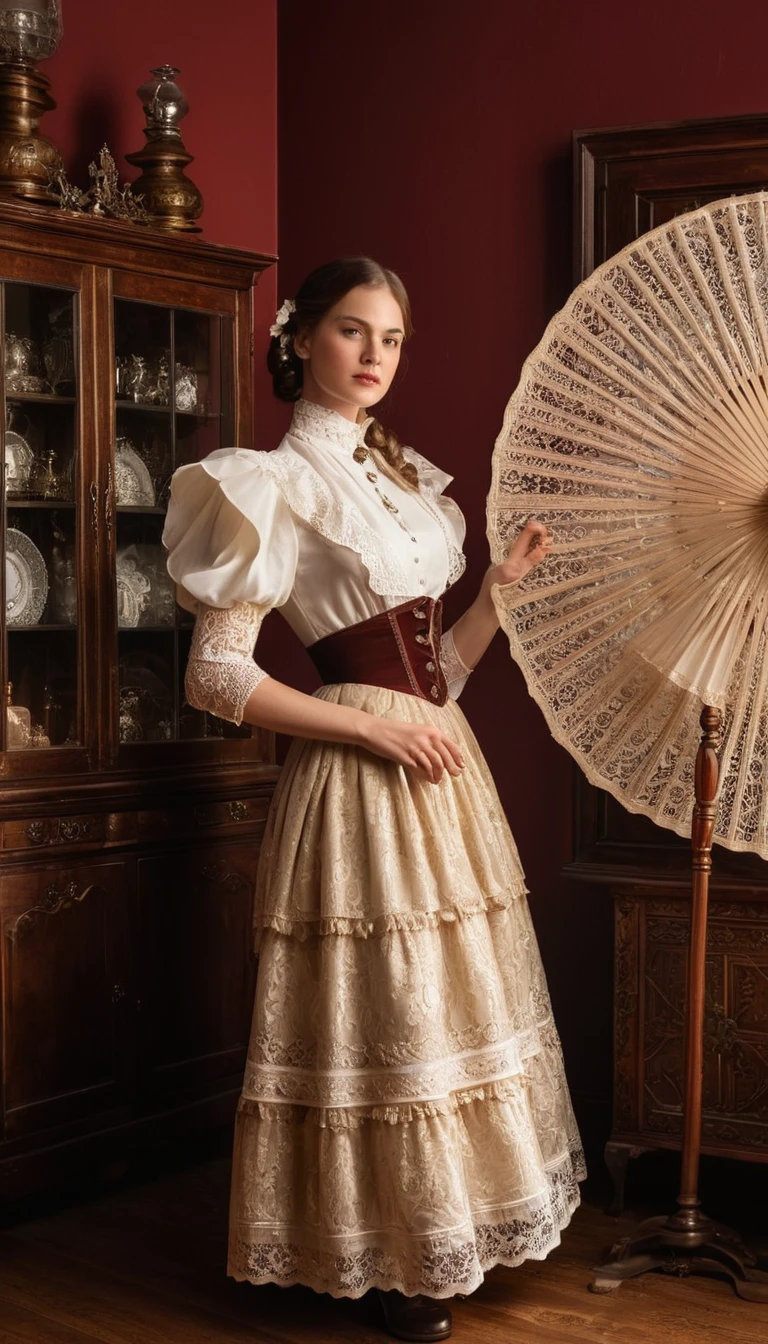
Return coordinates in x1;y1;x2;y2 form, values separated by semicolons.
104;462;114;542
111;984;127;1005
90;480;99;541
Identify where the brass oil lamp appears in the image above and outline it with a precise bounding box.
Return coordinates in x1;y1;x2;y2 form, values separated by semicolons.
0;0;63;199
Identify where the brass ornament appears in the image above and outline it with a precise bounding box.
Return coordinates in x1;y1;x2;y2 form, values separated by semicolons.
0;63;62;200
126;66;203;234
47;146;149;223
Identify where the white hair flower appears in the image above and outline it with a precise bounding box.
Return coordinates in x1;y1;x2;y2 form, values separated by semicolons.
269;298;296;339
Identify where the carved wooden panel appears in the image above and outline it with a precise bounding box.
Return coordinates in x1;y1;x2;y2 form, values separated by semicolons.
613;889;768;1160
0;860;133;1139
136;843;259;1103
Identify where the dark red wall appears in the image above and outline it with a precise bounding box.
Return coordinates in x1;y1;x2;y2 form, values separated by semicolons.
275;0;768;1151
43;0;278;406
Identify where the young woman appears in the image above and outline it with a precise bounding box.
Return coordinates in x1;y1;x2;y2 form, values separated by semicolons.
164;258;584;1343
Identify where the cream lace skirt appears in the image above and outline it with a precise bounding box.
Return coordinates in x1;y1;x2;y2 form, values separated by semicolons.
227;684;585;1299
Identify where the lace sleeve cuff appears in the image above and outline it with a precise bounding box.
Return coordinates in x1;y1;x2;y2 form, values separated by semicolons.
440;625;473;701
185;602;269;726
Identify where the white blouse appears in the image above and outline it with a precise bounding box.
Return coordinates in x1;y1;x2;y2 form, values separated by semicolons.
163;399;472;723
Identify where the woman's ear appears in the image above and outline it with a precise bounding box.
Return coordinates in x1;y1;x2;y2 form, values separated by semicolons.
292;329;310;360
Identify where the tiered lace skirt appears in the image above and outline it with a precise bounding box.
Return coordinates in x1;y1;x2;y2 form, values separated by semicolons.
227;684;585;1299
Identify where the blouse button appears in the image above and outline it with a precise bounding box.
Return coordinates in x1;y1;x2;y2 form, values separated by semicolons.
414;557;419;564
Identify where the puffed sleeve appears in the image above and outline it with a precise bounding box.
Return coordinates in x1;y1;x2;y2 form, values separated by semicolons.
163;449;298;725
163;448;298;614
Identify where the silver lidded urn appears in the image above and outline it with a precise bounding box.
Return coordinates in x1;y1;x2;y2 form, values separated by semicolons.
0;0;62;65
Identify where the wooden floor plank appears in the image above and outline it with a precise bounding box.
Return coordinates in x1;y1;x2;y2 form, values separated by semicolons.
2;1157;768;1344
0;1301;107;1344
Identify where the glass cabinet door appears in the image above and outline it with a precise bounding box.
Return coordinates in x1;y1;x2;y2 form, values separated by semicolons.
113;297;249;752
2;279;84;765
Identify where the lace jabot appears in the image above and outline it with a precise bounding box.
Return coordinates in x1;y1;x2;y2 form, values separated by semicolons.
289;398;371;453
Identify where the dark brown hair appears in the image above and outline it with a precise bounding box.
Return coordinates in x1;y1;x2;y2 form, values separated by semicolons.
268;257;418;488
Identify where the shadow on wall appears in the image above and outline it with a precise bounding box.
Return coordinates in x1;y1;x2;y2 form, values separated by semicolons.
544;146;576;302
69;88;121;185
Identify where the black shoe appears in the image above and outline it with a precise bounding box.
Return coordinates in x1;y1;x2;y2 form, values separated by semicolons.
377;1290;452;1342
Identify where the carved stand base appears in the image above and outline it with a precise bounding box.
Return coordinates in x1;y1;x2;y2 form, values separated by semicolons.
591;1208;768;1301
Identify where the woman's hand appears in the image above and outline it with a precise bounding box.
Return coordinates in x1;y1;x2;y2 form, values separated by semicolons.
359;716;465;785
487;516;553;589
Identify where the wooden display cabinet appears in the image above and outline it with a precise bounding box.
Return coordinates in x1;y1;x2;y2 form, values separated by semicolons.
0;198;276;1200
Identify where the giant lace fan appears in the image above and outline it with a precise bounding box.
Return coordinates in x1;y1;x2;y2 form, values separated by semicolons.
488;192;768;1299
489;191;768;859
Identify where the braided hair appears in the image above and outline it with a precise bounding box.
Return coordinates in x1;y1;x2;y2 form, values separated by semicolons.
267;257;418;489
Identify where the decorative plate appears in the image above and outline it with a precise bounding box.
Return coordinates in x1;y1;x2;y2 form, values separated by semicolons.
116;549;151;627
5;429;34;496
6;527;48;625
114;438;155;506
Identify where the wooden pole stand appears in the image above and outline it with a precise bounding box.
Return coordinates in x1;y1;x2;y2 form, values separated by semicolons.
590;706;768;1301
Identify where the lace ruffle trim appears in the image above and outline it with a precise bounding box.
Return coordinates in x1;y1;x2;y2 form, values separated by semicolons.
440;625;473;700
253;887;529;944
237;1078;527;1128
228;1151;585;1299
258;447;415;597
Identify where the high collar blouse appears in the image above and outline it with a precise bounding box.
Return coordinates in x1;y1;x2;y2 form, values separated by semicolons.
164;399;467;647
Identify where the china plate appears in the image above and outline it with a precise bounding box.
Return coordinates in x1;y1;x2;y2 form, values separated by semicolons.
6;527;48;625
115;439;155;506
5;430;34;495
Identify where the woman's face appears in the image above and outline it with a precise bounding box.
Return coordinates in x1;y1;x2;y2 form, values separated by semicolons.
294;284;405;421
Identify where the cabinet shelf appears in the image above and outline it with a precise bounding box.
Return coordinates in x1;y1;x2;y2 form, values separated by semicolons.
8;622;76;632
4;392;76;406
7;499;75;509
116;399;220;421
118;624;175;634
116;506;166;516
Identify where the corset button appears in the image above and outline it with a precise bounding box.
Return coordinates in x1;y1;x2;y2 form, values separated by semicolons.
426;661;435;673
415;633;429;645
413;608;427;620
430;685;440;698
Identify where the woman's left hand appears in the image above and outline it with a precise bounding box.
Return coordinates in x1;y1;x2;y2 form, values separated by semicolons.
487;516;553;588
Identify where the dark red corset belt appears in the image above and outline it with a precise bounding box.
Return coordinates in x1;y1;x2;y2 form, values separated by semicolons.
307;597;449;706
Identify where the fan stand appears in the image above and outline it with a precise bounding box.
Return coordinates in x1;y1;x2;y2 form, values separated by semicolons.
590;706;768;1301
